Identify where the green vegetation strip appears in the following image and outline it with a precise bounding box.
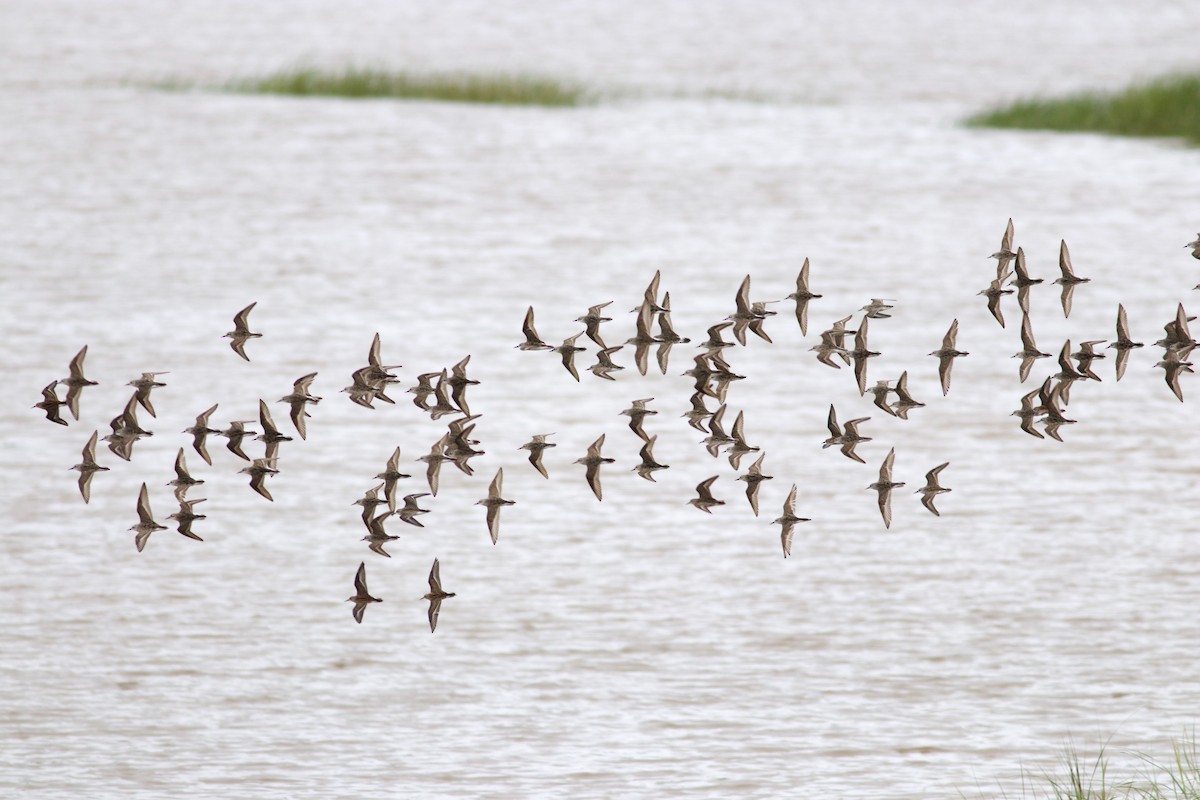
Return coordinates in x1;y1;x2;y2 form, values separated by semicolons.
974;737;1200;799
966;73;1200;144
219;67;590;107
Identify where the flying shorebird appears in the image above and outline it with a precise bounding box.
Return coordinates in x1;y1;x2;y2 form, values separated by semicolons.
1013;313;1051;382
633;435;669;482
447;355;478;415
654;292;690;374
589;345;626;381
397;493;432;527
417;435;451;496
341;367;378;409
698;321;735;352
929;319;968;396
682;391;712;433
34;381;68;426
1053;240;1091;318
406;371;441;411
620;398;657;442
736;453;773;516
625;304;660;375
726;275;757;346
346;561;381;624
373;447;412;511
60;346;98;420
218;419;258;461
352;484;389;527
773;483;811;558
103;394;151;460
978;275;1012;328
868;380;896;416
1187;233;1200;260
701;403;736;457
1052;340;1084;404
167;447;204;501
183;403;220;465
786;257;822;336
223;301;261;361
1012;387;1045;439
363;332;403;388
1108;303;1143;382
824;315;857;365
839;418;872;463
257;399;293;461
850;317;881;395
631;269;665;315
821;405;843;448
1011;247;1042;315
519;433;556;479
361;511;399;557
1072;340;1107;382
575;434;615;501
518;306;553;351
277;372;320;440
726;410;760;470
167;497;206;542
576;301;614;348
915;462;951;516
1155;349;1194;402
127;372;168;418
239;458;279;501
1156;302;1198;354
69;430;109;503
688;475;725;514
989;218;1017;277
891;371;925;420
1040;379;1077;442
861;298;895;319
748;300;779;343
423;558;456;633
810;330;846;369
552;333;587;382
476;468;515;545
867;448;905;530
131;482;168;553
425;370;459;420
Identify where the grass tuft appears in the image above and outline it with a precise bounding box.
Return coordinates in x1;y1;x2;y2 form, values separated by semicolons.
965;734;1200;800
966;72;1200;144
210;66;590;107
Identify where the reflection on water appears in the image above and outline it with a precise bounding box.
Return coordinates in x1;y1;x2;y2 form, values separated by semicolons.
2;2;1199;798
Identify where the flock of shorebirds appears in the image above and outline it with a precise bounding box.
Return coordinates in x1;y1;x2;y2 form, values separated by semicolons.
34;226;1200;631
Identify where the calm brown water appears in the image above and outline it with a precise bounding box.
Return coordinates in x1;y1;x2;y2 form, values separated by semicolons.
2;2;1199;797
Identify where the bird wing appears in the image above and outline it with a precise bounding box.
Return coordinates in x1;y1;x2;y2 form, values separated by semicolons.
428;559;442;594
1058;240;1075;279
696;475;719;502
735;274;751;315
942;319;959;349
249;472;274;501
136;483;154;524
427;597;442;633
825;404;841;439
233;301;257;333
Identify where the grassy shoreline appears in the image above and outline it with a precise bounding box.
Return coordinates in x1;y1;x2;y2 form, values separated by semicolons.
184;66;591;107
966;72;1200;145
971;736;1200;799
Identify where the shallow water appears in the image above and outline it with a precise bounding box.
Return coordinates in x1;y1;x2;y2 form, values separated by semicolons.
2;2;1200;798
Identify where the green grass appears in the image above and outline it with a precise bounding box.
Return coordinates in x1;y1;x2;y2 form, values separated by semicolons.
967;735;1200;800
966;73;1200;145
213;66;591;107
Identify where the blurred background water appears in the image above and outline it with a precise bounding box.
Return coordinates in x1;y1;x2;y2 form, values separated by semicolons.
2;1;1199;797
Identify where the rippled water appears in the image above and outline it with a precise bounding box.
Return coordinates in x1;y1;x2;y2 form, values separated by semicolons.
3;2;1200;797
